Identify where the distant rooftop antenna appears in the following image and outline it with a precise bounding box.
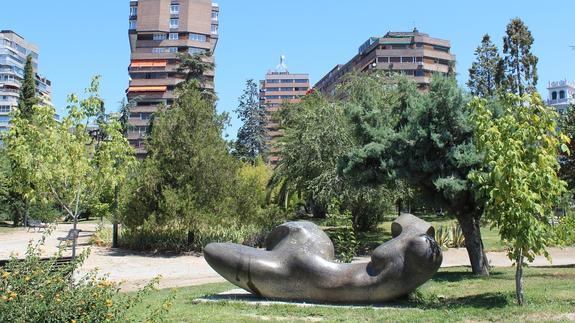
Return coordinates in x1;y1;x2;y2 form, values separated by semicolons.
276;54;289;73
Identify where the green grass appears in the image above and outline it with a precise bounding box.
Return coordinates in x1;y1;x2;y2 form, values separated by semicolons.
129;266;575;322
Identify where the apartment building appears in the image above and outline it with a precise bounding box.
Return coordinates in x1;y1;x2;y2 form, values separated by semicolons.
315;29;456;94
259;56;310;166
0;30;53;135
127;0;219;157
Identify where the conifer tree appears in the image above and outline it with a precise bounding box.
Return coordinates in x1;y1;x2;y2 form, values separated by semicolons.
499;18;539;96
235;79;267;162
468;34;501;97
17;55;39;120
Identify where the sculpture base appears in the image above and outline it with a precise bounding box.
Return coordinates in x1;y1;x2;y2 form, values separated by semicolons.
193;289;410;309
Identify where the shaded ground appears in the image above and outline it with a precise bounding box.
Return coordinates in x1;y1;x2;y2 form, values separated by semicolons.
1;223;574;291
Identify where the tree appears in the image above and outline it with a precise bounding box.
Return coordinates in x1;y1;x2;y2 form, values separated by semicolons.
17;55;39;120
342;74;491;275
176;52;216;100
559;105;575;191
499;18;538;96
235;79;267;162
468;34;501;98
122;81;240;244
5;76;135;258
470;93;569;305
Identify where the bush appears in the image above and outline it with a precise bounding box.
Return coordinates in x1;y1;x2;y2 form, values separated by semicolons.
0;236;171;322
90;224;113;248
325;200;359;263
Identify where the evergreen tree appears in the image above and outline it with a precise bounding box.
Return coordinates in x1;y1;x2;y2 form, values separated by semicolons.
235;79;267;162
500;18;538;96
17;55;39;120
468;34;501;97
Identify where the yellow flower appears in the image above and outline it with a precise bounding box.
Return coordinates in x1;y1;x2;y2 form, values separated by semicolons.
106;313;114;319
105;299;113;307
71;320;76;323
24;276;31;282
1;295;7;301
1;272;9;279
9;292;16;298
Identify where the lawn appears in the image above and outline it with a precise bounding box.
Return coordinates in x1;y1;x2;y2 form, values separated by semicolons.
0;221;18;234
130;266;575;322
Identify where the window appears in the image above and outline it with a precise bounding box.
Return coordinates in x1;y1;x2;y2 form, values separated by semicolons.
390;57;401;63
170;19;179;28
280;79;293;83
433;45;450;52
0;116;11;123
267;79;280;84
168;47;178;53
169;33;179;40
280;87;293;91
0;106;10;113
189;33;207;42
552;91;558;100
416;57;423;63
294;79;308;83
560;90;566;99
378;57;389;63
129;20;137;30
130;6;137;17
402;57;414;63
415;70;425;77
392;44;407;49
211;24;218;34
170;4;180;14
211;11;219;21
188;47;206;55
153;33;167;40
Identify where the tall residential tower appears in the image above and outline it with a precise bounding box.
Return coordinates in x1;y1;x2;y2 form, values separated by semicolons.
259;56;310;166
127;0;219;157
0;30;53;134
315;29;456;94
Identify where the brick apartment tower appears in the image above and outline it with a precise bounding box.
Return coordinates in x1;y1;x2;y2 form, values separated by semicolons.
127;0;219;157
315;29;456;94
259;56;310;166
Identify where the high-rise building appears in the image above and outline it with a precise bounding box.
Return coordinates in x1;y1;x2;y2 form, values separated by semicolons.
127;0;219;157
547;80;575;115
315;29;456;94
0;30;53;134
259;56;310;166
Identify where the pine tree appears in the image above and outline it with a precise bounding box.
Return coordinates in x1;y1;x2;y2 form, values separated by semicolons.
500;18;539;96
17;55;39;119
234;79;267;162
468;34;501;97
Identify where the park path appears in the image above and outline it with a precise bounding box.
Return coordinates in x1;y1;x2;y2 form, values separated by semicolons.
1;224;574;291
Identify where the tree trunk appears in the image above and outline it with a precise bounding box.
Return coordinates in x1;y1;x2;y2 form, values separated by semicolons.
456;213;490;276
71;213;79;259
187;230;195;246
24;199;30;228
516;250;524;306
112;185;119;248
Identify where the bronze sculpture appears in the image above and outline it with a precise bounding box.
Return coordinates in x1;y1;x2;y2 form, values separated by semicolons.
204;214;442;303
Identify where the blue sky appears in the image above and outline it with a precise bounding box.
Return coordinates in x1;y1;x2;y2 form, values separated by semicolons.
3;0;574;138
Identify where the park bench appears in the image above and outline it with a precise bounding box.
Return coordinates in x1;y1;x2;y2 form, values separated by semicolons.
26;219;48;232
0;256;74;274
57;229;82;244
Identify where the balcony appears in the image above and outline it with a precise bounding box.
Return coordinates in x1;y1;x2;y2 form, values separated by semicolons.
547;98;574;106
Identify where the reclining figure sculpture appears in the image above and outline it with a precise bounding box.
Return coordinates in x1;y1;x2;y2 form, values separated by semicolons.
204;214;442;303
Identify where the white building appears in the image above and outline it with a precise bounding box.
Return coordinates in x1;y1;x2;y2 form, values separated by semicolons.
547;80;575;115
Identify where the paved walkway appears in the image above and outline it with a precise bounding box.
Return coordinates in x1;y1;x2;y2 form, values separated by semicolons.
1;224;574;291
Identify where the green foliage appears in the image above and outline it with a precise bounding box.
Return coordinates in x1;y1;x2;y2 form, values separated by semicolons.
468;34;501;98
435;224;466;249
341;73;489;274
559;105;575;191
499;18;539;96
326;200;359;263
17;55;39;120
0;237;169;322
469;93;568;304
234;79;268;162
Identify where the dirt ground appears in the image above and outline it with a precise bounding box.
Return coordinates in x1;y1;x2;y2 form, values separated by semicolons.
1;223;574;291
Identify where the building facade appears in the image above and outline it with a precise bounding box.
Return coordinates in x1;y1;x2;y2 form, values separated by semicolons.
0;30;53;134
547;80;575;115
315;29;456;94
127;0;219;157
259;56;310;165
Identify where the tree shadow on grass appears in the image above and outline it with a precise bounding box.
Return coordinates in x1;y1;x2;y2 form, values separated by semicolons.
420;292;510;310
432;270;506;283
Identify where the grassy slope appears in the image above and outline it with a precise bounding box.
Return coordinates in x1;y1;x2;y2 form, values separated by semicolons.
131;267;575;322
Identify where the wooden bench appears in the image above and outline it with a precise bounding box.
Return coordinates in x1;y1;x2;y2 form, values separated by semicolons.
26;219;48;232
0;256;74;273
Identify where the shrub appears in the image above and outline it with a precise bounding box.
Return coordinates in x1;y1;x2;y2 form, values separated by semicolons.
90;224;113;248
0;236;170;322
325;200;359;263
